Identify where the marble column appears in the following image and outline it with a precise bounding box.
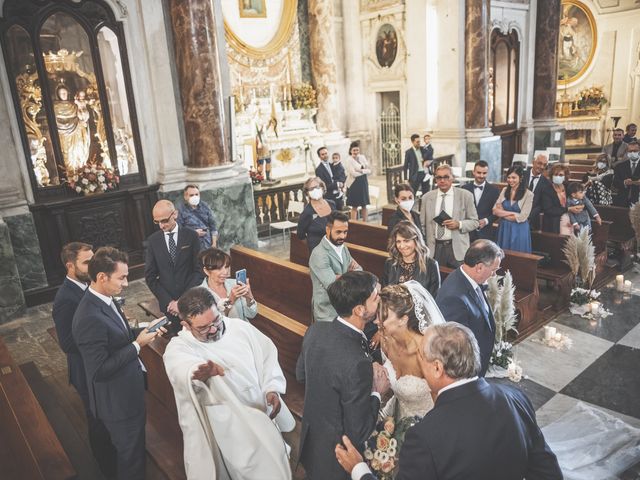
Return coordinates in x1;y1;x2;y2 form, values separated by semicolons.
167;0;230;167
341;0;367;138
464;0;501;181
531;0;565;153
308;0;340;133
0;217;26;323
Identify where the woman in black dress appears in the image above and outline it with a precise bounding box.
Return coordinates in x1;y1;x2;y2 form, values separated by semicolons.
387;183;421;234
345;140;372;221
382;220;440;297
297;177;336;253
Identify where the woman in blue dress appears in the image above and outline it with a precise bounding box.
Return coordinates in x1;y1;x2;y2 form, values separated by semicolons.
493;166;533;253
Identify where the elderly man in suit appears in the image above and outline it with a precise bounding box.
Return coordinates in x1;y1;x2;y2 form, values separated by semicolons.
297;271;390;480
523;153;554;230
461;160;500;241
420;163;479;268
53;242;116;476
336;322;562;480
613;140;640;206
604;128;628;166
72;247;166;479
145;199;203;332
436;239;503;376
315;146;344;210
308;210;363;322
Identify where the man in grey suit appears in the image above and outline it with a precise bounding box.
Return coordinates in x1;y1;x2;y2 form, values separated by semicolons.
420;164;479;268
308;210;362;322
604;128;628;166
297;271;390;480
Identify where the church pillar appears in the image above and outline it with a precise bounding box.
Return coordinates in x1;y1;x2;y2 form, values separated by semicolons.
167;0;230;168
531;0;565;154
464;0;501;181
308;0;340;134
340;0;367;139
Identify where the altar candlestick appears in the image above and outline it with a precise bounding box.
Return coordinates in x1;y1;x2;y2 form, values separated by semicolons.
624;280;632;293
616;275;624;291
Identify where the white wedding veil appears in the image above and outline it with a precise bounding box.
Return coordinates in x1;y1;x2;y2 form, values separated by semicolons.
402;280;446;332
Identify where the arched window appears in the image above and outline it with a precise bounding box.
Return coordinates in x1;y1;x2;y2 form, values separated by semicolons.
1;0;145;199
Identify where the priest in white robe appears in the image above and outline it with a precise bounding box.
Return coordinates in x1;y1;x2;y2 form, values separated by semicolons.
163;287;294;480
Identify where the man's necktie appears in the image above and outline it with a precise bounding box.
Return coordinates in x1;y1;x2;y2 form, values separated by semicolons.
437;193;446;239
529;175;537;191
476;286;489;316
360;336;370;356
632;162;638;173
168;232;177;263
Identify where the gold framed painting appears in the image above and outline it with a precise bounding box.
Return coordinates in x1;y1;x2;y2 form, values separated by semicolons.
239;0;266;18
557;0;597;85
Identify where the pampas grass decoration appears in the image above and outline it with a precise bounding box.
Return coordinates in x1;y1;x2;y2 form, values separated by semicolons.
486;272;518;345
487;275;501;311
563;228;596;287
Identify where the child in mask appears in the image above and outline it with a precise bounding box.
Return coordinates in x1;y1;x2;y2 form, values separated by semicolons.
567;182;602;233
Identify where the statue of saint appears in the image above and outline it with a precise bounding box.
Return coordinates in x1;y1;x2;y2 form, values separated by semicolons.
53;84;91;171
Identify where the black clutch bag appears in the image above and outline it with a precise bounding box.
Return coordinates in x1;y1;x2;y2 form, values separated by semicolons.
433;211;452;225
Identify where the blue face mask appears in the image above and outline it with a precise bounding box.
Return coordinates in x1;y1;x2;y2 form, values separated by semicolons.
552;175;565;185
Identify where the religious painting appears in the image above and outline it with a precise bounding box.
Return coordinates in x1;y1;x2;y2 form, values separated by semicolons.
557;0;597;85
238;0;266;18
376;24;398;68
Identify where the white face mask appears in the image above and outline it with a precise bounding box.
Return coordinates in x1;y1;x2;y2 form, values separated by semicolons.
552;175;565;185
399;199;414;212
309;188;324;200
629;152;640;161
596;162;607;170
188;195;200;206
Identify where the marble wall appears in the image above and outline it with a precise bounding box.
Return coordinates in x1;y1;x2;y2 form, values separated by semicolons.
0;218;26;323
3;213;47;291
297;0;313;84
161;180;259;252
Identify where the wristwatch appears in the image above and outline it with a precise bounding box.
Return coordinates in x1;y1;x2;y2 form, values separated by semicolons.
246;297;256;307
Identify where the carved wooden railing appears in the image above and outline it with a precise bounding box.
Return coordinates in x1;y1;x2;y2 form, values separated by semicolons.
252;181;306;237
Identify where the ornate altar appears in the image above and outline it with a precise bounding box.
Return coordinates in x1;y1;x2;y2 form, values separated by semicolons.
556;85;607;146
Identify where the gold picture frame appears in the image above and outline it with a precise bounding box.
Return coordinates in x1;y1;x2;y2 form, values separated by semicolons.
238;0;267;18
557;0;597;85
226;0;297;59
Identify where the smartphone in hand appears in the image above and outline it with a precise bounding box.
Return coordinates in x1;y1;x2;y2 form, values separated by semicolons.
235;269;247;285
147;317;169;333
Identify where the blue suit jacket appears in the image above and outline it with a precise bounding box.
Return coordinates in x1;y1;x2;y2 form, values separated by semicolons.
361;379;561;479
52;278;88;398
461;182;500;241
436;267;495;376
72;290;145;421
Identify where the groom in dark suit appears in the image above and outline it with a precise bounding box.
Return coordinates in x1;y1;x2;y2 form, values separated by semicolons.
145;199;203;332
336;322;562;480
436;239;504;376
296;271;390;480
461;160;500;241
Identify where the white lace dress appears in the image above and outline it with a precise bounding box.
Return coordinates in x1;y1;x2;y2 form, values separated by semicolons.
382;359;433;420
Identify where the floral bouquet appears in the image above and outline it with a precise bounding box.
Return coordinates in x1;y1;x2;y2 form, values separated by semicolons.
576;86;607;110
67;164;119;195
291;82;317;110
364;415;421;479
490;340;514;369
570;287;599;306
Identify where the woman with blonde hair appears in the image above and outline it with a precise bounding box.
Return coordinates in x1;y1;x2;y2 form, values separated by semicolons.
382;220;440;297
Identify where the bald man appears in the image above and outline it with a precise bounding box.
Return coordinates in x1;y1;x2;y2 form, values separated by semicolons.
145;200;203;332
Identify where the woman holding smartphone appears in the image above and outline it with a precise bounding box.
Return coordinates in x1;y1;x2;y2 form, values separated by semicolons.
198;248;257;321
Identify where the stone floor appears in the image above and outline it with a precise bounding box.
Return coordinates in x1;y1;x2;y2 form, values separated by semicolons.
2;234;639;478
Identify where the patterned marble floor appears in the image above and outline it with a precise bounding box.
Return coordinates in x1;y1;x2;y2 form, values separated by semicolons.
1;238;638;478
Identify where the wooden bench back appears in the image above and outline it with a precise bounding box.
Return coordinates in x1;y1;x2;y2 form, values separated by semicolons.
598;206;634;242
347;220;390;251
0;338;75;480
290;231;310;266
231;245;313;326
531;231;570;270
499;249;541;294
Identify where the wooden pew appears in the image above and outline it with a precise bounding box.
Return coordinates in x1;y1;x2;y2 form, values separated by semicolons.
531;231;574;309
0;337;76;480
231;245;313;326
598;205;635;270
347;220;391;251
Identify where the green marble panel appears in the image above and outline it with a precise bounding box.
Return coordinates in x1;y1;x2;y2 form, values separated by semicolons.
4;213;47;291
466;136;502;182
0;220;26;323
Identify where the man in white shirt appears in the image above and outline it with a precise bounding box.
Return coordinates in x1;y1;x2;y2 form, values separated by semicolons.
335;323;561;480
419;164;479;268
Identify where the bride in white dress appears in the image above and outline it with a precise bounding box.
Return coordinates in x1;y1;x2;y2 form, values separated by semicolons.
377;280;446;421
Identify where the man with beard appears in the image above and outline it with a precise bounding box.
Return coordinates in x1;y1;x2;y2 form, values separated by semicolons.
53;242;116;476
163;287;295;479
297;271;390;479
308;210;363;322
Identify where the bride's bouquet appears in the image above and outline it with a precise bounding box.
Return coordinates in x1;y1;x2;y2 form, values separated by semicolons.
364;415;421;479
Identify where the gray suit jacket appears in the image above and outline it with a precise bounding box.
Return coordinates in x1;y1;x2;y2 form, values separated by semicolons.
420;187;479;261
308;236;353;322
604;141;628;165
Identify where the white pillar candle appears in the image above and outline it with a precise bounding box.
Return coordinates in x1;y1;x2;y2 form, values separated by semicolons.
616;275;625;291
624;280;632;293
590;302;600;315
544;326;556;340
554;332;562;342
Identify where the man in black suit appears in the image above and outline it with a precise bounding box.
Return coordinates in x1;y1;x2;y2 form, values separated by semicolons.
145;199;203;332
72;247;166;480
523;153;554;230
296;271;390;480
53;242;116;477
436;239;503;376
461;160;500;241
336;322;562;480
404;134;428;194
331;152;347;210
613;140;640;206
315;146;344;210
